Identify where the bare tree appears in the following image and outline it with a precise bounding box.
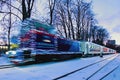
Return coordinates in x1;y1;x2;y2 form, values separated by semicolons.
56;2;68;38
0;0;13;50
0;0;35;50
54;0;75;39
54;0;94;41
0;0;35;21
90;25;98;42
74;0;82;40
80;2;92;41
48;0;57;25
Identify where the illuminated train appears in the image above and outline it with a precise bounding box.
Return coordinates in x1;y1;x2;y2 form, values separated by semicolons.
6;29;116;64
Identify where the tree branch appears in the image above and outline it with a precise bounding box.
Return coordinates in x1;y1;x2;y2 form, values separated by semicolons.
0;11;22;20
1;0;22;14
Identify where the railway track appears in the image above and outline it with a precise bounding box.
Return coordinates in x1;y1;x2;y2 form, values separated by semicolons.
0;64;16;69
53;54;119;80
99;65;119;80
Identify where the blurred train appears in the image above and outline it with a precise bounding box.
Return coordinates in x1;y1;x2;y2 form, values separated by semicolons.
6;29;116;64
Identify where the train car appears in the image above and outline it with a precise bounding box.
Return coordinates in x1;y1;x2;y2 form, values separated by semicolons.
56;38;83;59
57;38;81;52
79;41;116;56
101;46;116;55
102;46;110;54
108;48;116;54
79;41;102;55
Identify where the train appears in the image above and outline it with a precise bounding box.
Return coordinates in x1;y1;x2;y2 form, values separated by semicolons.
5;29;116;64
5;21;116;64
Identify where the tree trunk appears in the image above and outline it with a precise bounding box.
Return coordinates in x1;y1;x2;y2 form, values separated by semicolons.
8;0;11;50
22;0;34;21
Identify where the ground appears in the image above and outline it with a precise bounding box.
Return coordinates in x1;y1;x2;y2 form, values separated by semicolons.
0;53;120;80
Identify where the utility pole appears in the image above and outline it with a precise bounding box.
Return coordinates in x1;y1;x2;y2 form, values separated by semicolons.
8;0;12;50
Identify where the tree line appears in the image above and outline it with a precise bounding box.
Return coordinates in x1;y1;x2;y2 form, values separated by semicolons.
0;0;111;50
46;0;109;45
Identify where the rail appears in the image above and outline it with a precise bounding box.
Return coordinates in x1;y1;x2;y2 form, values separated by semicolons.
86;55;120;80
0;64;16;69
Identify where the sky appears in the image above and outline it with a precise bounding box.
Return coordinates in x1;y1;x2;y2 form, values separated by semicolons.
91;0;120;44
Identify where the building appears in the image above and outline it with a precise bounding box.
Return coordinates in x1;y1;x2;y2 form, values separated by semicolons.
107;40;116;45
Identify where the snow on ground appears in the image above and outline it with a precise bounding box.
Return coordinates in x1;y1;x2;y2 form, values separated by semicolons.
16;54;116;79
58;54;119;80
0;68;51;80
103;66;120;80
88;56;120;80
0;54;119;80
0;56;12;65
102;56;120;80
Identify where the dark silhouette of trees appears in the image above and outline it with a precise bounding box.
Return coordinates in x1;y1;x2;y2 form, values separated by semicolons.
90;25;109;45
96;27;109;45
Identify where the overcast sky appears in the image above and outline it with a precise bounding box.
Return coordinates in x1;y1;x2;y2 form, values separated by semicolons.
91;0;120;44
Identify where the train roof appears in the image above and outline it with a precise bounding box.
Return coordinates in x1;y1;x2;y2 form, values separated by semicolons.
29;29;56;37
22;18;55;34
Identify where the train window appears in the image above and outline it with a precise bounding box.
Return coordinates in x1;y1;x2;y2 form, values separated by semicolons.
42;36;52;43
36;34;54;44
43;39;51;43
